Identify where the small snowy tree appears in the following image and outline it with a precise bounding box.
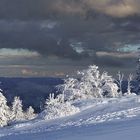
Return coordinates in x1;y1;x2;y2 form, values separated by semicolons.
11;96;25;121
136;49;140;82
116;71;124;95
102;81;119;98
0;90;10;127
77;65;101;98
101;72;119;98
127;74;133;95
25;106;36;120
42;93;80;120
58;78;84;101
124;74;136;96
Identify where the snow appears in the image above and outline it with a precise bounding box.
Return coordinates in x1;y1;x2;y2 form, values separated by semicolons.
0;64;140;139
0;96;140;140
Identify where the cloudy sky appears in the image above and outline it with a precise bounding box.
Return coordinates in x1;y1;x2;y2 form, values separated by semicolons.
0;0;139;77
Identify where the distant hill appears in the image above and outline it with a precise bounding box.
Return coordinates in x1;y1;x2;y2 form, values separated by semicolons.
0;77;63;113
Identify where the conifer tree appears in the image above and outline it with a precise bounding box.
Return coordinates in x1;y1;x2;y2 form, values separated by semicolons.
11;96;25;121
25;106;36;120
136;58;140;82
0;90;10;127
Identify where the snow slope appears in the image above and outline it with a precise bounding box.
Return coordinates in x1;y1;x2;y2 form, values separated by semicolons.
1;95;140;140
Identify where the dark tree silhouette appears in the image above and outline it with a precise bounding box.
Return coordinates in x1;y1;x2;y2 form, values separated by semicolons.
136;48;140;82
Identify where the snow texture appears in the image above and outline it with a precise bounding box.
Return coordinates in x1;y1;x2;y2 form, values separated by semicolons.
0;96;140;140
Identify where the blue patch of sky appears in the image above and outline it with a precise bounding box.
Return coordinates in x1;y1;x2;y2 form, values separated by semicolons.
117;45;140;52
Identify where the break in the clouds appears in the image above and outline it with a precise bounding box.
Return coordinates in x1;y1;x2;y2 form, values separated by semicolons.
0;48;39;58
0;0;139;76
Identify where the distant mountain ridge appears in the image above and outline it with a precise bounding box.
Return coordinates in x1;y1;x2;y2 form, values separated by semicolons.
0;77;63;113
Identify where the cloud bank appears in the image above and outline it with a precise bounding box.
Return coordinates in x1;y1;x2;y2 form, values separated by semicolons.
0;0;138;76
0;0;139;19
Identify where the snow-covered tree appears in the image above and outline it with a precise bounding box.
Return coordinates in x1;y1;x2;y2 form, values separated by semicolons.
0;90;10;127
25;106;36;120
116;71;124;95
101;72;119;98
58;78;83;101
127;74;133;95
58;65;120;101
11;96;25;121
124;74;136;96
77;65;101;98
42;93;80;120
136;49;140;82
79;66;119;98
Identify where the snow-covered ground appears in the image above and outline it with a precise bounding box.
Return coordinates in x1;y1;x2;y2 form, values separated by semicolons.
0;95;140;140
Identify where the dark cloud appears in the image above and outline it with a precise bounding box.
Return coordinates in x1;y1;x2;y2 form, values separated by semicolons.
0;20;90;59
0;16;139;60
0;1;139;76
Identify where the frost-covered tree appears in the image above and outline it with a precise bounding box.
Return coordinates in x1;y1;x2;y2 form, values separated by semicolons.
42;93;80;120
78;66;119;98
58;65;120;101
58;78;83;101
25;106;36;120
136;48;140;82
77;65;101;98
124;74;136;96
11;96;25;121
0;90;10;127
116;71;124;95
127;74;133;95
101;72;119;98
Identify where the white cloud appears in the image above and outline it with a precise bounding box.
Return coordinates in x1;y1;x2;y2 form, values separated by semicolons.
96;51;138;58
0;48;40;58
